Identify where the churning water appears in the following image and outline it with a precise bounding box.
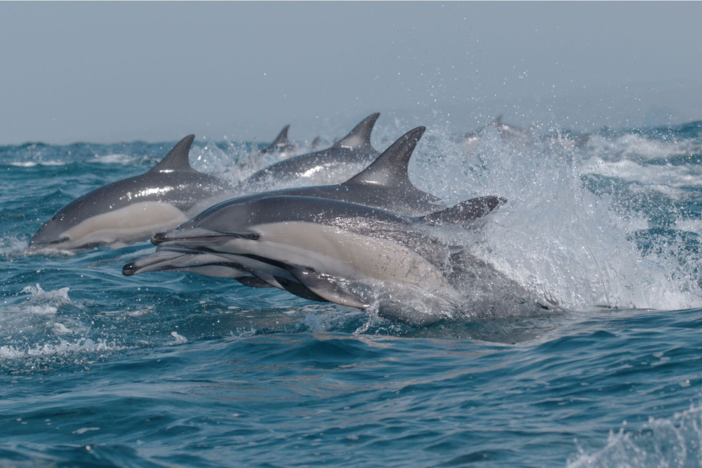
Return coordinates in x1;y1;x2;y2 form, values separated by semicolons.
1;120;702;467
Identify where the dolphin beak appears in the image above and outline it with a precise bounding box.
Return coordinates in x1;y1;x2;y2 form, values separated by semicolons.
151;228;231;246
122;262;138;276
123;247;199;276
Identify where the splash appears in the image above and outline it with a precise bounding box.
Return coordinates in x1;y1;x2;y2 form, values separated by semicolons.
567;404;702;468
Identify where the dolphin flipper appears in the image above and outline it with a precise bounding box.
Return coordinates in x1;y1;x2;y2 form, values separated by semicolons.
150;135;196;173
332;113;380;150
235;277;274;288
289;267;369;309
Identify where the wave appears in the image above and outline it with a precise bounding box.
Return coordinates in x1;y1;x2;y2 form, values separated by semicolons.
568;404;702;468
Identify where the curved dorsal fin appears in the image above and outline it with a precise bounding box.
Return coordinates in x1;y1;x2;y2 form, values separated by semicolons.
491;115;503;128
269;124;290;148
310;136;321;151
333;113;379;150
259;125;291;155
151;134;195;173
343;126;425;189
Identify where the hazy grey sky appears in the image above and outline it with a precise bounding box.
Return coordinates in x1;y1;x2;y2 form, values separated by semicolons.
1;2;700;145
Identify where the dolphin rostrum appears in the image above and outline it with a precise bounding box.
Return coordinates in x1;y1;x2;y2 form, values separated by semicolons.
29;135;234;251
240;113;381;190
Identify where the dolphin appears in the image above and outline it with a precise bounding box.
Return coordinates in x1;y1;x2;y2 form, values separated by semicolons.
309;136;322;151
240;113;381;190
29;135;234;251
123;126;445;279
144;194;507;326
258;124;298;157
460;115;533;155
236;124;300;175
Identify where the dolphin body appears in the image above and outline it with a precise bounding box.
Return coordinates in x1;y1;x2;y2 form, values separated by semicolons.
123;126;444;280
134;194;506;326
239;113;381;191
29;135;234;251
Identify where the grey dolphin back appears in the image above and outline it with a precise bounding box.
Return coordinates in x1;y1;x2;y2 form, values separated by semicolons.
150;135;196;173
260;125;291;154
332;113;380;150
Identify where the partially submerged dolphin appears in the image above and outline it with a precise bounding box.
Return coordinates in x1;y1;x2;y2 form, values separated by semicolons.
461;116;589;155
258;124;298;157
29;135;234;251
240;113;381;190
138;195;507;326
236;124;299;174
460;115;533;155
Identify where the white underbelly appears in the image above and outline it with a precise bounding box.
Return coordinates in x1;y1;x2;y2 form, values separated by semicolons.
62;201;188;248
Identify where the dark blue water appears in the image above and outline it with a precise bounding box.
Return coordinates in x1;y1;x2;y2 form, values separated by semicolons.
2;122;702;467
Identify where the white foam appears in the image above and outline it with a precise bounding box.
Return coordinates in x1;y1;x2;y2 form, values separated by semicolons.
0;338;116;361
567;404;702;468
9;160;67;167
170;331;187;345
408;123;702;313
88;153;138;165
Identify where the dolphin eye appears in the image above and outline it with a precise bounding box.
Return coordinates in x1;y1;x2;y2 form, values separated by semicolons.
246;233;260;240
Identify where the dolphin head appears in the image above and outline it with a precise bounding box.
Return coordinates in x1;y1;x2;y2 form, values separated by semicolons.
29;194;108;251
152;197;263;248
29;209;74;250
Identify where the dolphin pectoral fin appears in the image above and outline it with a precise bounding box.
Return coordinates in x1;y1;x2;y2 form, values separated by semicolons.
248;269;286;290
235;277;274;288
289;267;369;309
419;196;507;226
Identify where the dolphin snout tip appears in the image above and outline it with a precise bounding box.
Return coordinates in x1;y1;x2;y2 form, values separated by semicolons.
151;233;170;245
122;262;137;276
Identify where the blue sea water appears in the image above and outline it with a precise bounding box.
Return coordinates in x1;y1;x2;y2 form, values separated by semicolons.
1;122;702;467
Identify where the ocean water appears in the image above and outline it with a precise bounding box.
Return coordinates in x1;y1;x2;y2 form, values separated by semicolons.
1;121;702;467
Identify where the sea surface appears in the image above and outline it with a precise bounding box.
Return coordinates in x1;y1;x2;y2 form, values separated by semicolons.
1;121;702;467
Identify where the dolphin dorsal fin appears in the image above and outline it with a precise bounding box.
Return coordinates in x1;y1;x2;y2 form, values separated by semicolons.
333;113;380;150
259;125;291;155
270;124;290;147
343;126;425;189
491;115;503;127
310;136;321;151
151;134;195;173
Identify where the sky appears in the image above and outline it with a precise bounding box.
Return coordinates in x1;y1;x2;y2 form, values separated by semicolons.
0;2;701;145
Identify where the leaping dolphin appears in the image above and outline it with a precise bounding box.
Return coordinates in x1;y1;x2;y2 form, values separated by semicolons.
240;113;381;190
29;135;234;252
145;195;507;326
123;126;445;280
